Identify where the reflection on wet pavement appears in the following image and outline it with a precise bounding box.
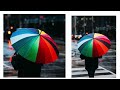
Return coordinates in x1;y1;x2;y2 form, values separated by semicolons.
4;40;65;78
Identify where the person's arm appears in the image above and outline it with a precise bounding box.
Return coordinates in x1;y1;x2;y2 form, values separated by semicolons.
11;53;20;70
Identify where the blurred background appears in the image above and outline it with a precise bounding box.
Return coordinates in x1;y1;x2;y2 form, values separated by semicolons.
3;14;65;78
4;14;65;41
72;16;116;40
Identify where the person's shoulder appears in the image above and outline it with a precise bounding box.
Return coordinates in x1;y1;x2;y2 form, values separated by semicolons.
80;54;85;59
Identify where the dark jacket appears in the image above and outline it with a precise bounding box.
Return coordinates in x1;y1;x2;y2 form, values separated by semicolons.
80;54;102;71
11;53;43;77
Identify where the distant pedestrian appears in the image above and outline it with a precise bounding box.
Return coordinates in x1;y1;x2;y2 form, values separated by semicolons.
80;54;102;78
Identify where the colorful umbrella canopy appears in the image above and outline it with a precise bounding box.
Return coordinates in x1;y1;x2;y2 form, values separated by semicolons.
77;33;111;57
10;28;59;64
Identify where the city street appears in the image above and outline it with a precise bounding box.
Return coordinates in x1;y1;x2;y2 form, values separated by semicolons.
72;40;116;78
3;14;65;78
4;39;65;78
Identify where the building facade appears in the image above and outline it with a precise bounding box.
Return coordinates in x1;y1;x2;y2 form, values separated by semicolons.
72;16;116;40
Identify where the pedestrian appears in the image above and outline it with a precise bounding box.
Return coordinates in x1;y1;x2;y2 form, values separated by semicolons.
11;52;43;77
80;54;102;78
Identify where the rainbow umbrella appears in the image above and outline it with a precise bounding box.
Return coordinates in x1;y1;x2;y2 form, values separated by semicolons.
77;33;111;57
10;28;59;64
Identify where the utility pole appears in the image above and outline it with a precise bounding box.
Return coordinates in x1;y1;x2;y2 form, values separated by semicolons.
7;14;11;30
83;16;86;34
19;15;22;28
92;16;94;33
74;16;77;35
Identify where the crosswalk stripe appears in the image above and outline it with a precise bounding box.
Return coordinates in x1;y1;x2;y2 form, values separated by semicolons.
72;66;116;78
72;41;116;78
73;75;116;78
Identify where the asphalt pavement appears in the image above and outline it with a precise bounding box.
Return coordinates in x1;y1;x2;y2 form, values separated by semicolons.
72;40;116;78
3;39;65;78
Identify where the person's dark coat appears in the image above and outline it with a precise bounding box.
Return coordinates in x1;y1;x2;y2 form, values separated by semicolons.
11;53;43;77
80;54;102;77
80;54;99;70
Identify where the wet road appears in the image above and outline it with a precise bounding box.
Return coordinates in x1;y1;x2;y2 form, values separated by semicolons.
72;40;116;78
4;40;65;78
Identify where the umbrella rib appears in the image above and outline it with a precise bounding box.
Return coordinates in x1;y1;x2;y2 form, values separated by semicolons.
41;35;59;56
25;36;40;62
11;34;39;45
78;36;93;43
43;39;54;63
93;39;101;57
18;36;39;59
80;39;93;57
95;38;111;49
78;39;92;52
94;40;106;56
40;37;53;64
13;35;39;53
36;36;46;64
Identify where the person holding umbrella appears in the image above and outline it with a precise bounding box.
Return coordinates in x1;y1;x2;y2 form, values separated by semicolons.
78;33;111;78
11;52;43;77
10;28;59;77
80;54;102;78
